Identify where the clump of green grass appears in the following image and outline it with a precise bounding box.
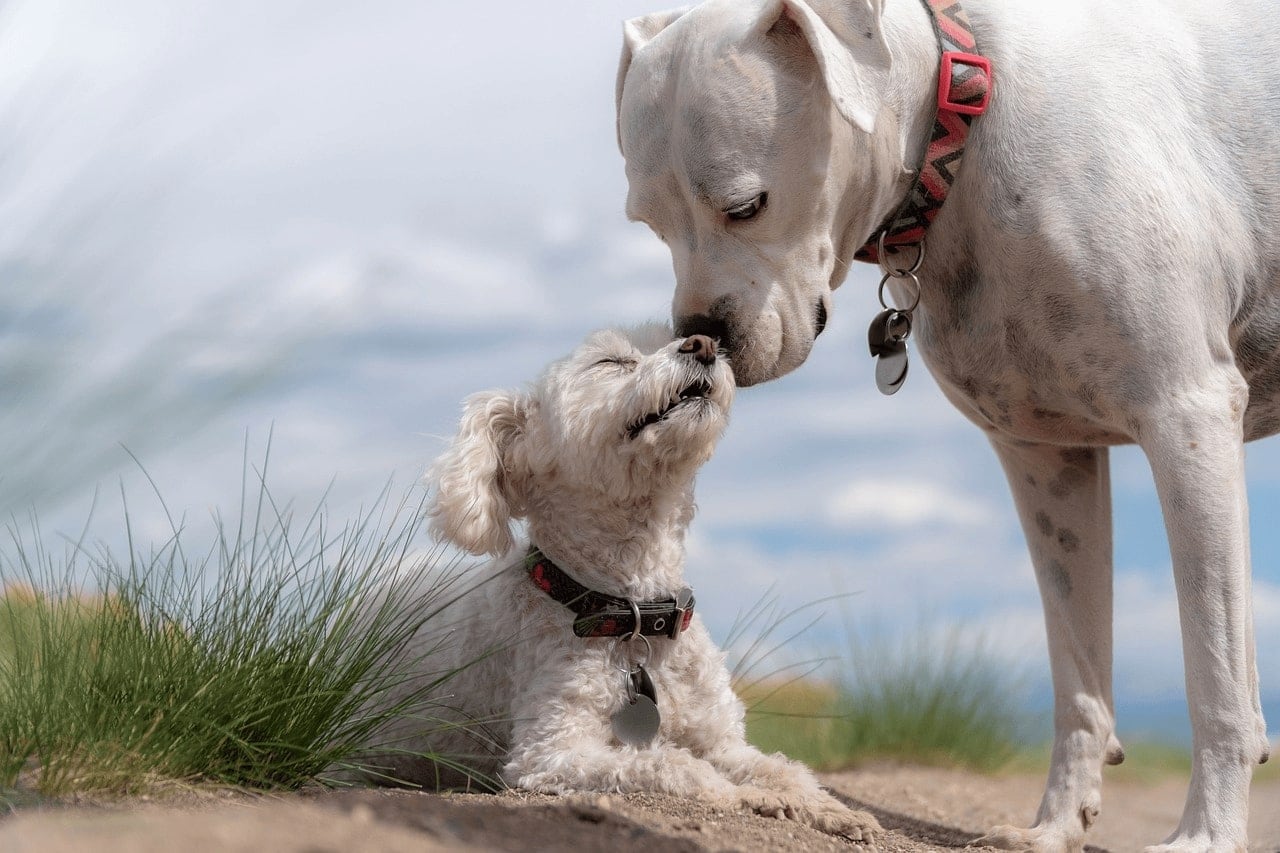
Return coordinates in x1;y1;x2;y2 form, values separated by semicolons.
732;595;1027;772
0;470;477;799
831;625;1027;771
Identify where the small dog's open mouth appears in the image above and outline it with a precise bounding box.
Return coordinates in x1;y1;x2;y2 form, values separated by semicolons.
627;378;713;439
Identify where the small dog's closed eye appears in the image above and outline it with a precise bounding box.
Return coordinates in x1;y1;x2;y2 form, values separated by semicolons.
345;323;879;842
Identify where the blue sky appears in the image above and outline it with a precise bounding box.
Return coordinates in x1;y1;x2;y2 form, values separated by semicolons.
2;0;1277;745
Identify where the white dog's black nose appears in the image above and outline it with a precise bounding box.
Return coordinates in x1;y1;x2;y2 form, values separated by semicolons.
676;315;729;354
679;334;717;365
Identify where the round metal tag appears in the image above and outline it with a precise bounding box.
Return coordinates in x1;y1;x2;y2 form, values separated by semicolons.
875;348;909;395
611;695;660;747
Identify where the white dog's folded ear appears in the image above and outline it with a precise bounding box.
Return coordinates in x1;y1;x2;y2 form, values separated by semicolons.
616;8;690;153
428;390;529;557
765;0;891;134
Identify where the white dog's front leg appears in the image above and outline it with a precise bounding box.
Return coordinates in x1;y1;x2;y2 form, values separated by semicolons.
979;440;1120;853
509;735;879;840
500;679;741;798
506;736;739;800
1137;376;1268;853
503;675;877;841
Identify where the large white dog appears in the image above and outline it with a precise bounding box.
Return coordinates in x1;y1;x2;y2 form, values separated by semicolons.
615;1;1278;851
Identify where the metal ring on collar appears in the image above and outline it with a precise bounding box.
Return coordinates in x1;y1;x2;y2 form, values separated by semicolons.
624;598;642;640
877;233;926;277
612;632;653;674
878;270;922;313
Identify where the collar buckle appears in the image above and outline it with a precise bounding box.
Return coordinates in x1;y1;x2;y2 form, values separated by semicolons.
667;587;695;640
854;0;990;265
937;51;992;116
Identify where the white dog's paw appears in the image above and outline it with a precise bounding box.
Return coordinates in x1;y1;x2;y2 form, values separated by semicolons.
1142;839;1245;853
972;823;1082;853
733;787;881;842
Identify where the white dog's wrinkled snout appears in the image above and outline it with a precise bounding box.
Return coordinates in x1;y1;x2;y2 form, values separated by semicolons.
676;293;823;388
675;304;754;385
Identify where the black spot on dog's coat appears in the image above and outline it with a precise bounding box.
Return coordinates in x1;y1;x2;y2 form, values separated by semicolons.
1035;511;1053;537
1046;559;1073;599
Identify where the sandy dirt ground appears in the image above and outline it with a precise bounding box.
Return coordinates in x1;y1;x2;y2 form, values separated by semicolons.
1;764;1277;852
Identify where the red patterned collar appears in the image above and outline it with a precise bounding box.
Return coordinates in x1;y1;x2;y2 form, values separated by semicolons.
525;548;695;640
855;0;992;265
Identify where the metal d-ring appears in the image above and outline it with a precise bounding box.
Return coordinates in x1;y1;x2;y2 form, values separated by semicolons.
625;597;642;638
877;233;926;277
612;632;653;674
878;270;922;313
611;598;652;673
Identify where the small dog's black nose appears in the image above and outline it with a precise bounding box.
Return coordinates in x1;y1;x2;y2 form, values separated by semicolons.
679;334;717;365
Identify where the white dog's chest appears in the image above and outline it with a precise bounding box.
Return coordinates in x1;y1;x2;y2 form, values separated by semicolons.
915;322;1134;447
907;264;1280;447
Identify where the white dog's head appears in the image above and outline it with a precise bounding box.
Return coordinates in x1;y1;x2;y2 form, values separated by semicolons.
428;324;734;557
616;0;906;386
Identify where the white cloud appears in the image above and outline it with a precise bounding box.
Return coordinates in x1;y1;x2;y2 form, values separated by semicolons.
826;478;997;530
417;241;551;325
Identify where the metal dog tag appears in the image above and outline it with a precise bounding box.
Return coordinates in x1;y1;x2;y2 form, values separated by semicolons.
875;347;909;394
868;309;911;395
611;664;660;748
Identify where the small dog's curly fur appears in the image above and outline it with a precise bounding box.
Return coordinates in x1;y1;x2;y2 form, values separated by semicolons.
359;323;879;841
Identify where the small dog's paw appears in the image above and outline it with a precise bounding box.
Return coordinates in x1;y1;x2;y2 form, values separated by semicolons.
806;800;881;843
735;787;796;820
734;787;880;842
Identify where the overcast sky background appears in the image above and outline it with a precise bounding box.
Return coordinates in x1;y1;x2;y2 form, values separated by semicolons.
2;0;1277;744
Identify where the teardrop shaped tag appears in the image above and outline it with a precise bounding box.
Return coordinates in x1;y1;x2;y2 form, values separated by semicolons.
632;663;657;703
867;308;895;356
875;344;910;395
868;309;912;357
611;694;660;747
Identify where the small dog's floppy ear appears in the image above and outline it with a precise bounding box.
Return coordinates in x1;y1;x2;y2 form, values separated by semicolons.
616;8;690;153
428;390;529;557
763;0;891;134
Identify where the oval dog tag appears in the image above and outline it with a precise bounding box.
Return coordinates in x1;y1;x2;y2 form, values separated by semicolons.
875;344;909;395
868;308;911;395
611;694;660;747
611;663;660;747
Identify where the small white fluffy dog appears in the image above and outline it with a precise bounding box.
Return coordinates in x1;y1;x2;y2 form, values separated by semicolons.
364;323;878;842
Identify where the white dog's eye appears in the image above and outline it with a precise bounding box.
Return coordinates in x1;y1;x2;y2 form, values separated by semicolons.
725;192;767;221
595;357;638;371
